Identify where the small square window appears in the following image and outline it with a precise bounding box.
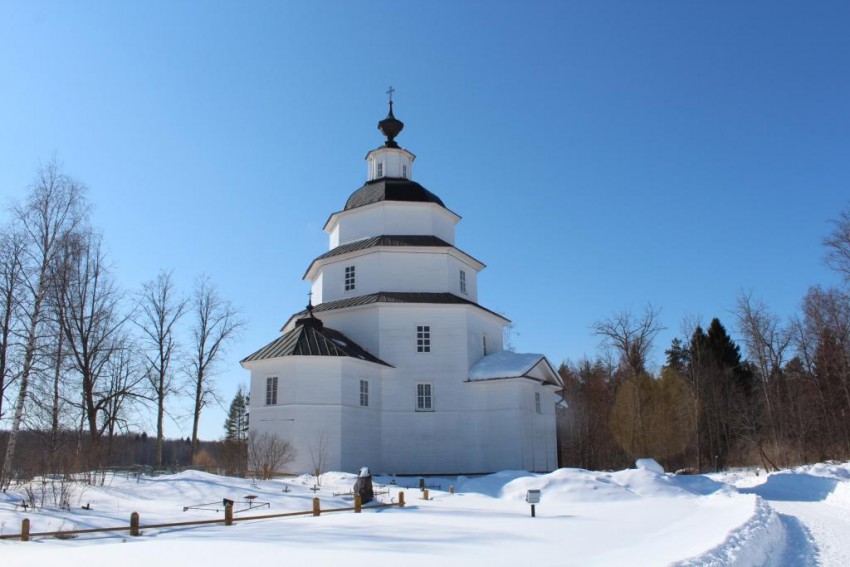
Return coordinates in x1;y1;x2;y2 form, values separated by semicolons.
345;265;356;291
416;325;431;353
266;376;278;406
416;382;433;411
535;392;541;414
360;380;369;407
377;162;383;177
460;270;467;294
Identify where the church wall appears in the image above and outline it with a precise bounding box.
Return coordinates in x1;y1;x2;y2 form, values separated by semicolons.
247;357;347;473
315;250;480;304
339;360;384;472
317;308;380;357
376;305;482;473
465;311;506;369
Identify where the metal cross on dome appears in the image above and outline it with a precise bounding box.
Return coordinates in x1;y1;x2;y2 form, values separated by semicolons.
386;86;395;103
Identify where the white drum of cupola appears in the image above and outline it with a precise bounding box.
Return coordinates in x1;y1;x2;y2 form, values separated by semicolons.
366;146;415;181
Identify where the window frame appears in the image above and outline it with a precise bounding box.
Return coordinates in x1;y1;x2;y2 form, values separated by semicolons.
377;162;383;177
535;392;541;414
359;379;369;407
265;376;278;406
344;265;356;292
459;269;467;294
416;325;431;353
416;382;434;412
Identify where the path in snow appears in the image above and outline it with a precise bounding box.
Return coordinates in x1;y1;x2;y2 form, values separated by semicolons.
728;464;850;566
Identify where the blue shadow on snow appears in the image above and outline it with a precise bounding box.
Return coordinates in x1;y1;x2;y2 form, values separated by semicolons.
740;473;838;502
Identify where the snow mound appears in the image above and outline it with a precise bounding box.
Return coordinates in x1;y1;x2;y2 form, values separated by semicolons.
456;467;730;502
636;457;665;474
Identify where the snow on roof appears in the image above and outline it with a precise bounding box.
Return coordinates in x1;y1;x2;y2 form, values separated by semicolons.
469;351;546;381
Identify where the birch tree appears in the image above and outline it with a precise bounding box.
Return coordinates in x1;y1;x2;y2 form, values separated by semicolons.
0;160;86;486
187;276;242;464
0;230;25;422
137;270;186;468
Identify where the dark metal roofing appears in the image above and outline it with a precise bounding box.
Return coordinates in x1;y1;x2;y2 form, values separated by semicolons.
344;178;446;211
242;316;391;366
315;235;451;261
282;292;510;332
302;235;486;278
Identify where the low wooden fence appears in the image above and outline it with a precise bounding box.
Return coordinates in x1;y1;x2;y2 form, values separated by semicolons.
0;492;406;542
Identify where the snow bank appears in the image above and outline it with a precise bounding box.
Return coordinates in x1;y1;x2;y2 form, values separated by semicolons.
674;496;785;567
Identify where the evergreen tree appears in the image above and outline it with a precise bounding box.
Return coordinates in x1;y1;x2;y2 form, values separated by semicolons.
224;386;249;442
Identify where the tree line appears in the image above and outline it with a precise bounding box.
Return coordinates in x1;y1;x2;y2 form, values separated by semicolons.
559;205;850;473
0;160;242;487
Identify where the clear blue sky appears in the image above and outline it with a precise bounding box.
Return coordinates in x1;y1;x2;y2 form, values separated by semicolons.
1;1;848;441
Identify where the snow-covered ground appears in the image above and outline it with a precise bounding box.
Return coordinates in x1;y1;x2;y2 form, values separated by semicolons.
1;461;847;566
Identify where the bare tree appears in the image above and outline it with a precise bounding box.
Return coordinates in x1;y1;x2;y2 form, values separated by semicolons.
248;431;296;480
55;231;130;440
592;304;664;378
0;230;25;421
825;206;850;283
136;270;187;468
187;276;242;464
1;160;86;487
310;432;329;486
735;293;793;470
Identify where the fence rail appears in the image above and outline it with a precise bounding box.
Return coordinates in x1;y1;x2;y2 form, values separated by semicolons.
0;492;406;542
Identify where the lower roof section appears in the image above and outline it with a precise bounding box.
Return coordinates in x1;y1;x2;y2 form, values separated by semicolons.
242;315;391;367
468;350;563;387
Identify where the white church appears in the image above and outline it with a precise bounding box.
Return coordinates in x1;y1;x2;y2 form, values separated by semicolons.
242;99;562;475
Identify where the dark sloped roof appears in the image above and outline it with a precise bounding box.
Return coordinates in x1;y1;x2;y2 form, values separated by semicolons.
242;316;391;366
282;292;510;331
344;178;445;211
303;235;485;278
315;235;451;261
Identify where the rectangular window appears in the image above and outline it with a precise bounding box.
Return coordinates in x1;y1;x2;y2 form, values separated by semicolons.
402;164;408;178
416;325;431;353
377;162;383;177
266;376;278;406
360;379;369;407
535;392;541;414
416;382;433;411
460;269;467;294
344;265;356;291
483;334;488;356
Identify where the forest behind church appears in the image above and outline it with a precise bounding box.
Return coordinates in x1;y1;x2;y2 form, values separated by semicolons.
558;205;850;473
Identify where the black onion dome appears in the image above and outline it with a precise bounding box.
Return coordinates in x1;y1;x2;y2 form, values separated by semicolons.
378;101;404;147
344;178;446;211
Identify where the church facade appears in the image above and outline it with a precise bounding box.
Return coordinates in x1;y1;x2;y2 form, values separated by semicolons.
242;101;562;475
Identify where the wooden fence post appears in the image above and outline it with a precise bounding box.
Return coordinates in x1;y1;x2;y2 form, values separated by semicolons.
225;503;233;526
423;488;429;501
312;497;321;516
398;491;405;508
21;518;30;542
354;494;362;513
130;512;140;537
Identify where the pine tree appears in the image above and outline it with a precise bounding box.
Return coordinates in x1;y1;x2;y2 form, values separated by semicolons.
224;386;249;443
221;386;249;476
